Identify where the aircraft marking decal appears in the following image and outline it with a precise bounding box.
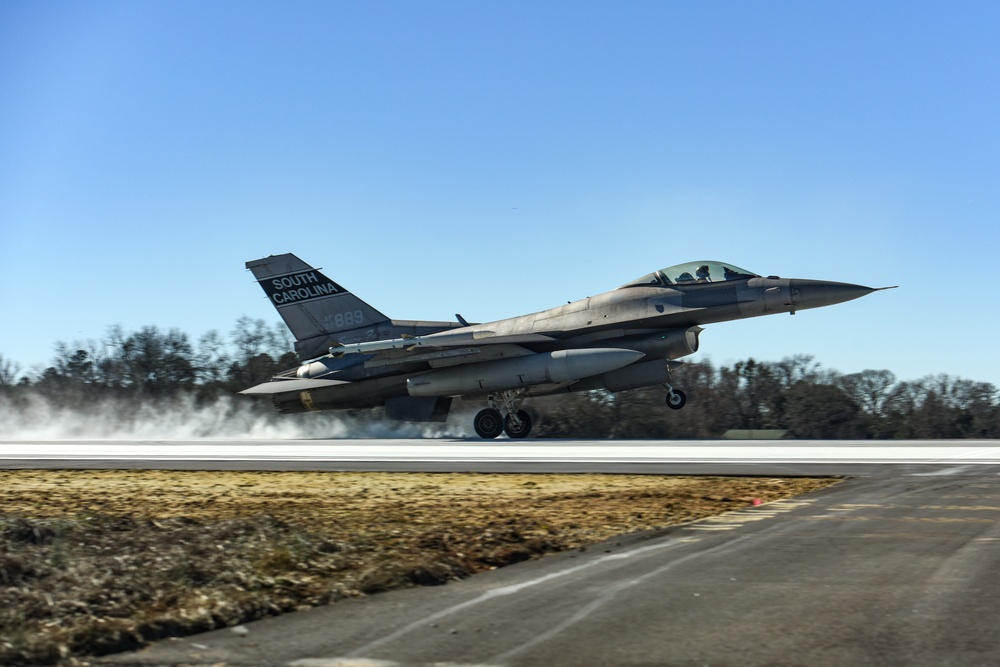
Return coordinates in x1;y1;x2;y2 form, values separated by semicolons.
260;271;346;306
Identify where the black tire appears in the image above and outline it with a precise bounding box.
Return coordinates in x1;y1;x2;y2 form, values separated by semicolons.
666;389;687;410
474;408;504;439
503;410;533;438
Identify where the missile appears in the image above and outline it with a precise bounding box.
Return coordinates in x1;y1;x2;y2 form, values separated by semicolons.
406;348;645;397
329;329;496;356
328;330;559;356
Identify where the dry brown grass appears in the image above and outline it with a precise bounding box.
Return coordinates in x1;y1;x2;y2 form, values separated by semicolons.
0;470;837;665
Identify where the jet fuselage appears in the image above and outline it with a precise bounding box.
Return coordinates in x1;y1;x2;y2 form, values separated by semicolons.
241;255;890;437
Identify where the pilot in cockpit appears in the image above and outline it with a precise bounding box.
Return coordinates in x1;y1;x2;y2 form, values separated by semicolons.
696;265;712;282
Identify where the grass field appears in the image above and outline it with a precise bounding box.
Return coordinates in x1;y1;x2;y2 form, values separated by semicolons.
0;470;837;665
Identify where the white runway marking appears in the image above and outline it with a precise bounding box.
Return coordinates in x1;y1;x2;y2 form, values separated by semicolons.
3;439;1000;465
345;534;700;659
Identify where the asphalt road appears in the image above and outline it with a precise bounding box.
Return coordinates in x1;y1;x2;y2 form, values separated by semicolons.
5;439;1000;666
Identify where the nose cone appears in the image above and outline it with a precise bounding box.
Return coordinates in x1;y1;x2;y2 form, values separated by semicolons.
789;279;877;311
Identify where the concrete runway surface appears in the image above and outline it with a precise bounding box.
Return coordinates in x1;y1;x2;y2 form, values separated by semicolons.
4;438;1000;476
4;439;1000;666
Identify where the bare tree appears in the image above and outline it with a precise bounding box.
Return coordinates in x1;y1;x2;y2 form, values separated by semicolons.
772;354;822;389
784;382;869;439
195;330;231;384
0;354;21;386
838;369;898;417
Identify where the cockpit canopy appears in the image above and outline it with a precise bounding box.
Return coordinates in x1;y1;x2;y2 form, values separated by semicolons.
622;261;760;288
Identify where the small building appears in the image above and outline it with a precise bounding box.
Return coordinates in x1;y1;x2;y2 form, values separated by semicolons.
721;429;790;440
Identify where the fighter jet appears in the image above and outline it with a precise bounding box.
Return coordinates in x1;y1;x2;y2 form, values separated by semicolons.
241;254;894;438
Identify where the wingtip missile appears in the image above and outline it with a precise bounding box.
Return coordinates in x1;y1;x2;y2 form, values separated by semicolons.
328;329;499;357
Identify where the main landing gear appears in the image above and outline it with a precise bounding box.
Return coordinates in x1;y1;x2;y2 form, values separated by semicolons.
474;389;532;439
471;368;688;438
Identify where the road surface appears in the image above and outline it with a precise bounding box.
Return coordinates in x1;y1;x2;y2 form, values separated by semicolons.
4;439;1000;666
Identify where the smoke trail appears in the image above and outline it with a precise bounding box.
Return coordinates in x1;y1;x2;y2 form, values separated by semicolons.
0;391;472;440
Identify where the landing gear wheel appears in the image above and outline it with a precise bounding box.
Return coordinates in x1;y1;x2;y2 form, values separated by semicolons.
666;389;687;410
503;410;533;439
474;408;504;439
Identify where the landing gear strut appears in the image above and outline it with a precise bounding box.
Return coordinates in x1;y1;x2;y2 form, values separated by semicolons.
664;365;687;410
504;410;533;438
474;389;533;439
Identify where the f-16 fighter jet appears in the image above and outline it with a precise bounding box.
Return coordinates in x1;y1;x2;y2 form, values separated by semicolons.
241;254;893;438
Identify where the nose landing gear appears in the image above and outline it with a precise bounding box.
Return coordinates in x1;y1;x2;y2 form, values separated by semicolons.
665;388;687;409
664;364;687;410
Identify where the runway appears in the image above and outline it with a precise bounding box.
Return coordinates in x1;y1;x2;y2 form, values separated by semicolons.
4;438;1000;476
7;439;1000;666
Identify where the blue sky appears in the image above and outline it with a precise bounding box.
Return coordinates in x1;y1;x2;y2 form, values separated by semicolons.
1;1;998;386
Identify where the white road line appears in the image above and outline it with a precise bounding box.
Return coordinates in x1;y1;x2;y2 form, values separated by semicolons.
910;465;974;476
487;534;754;665
344;534;701;658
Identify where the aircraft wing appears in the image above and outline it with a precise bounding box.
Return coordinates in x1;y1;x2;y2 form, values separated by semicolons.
242;332;559;395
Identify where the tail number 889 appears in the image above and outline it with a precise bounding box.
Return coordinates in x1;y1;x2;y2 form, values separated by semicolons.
327;310;364;329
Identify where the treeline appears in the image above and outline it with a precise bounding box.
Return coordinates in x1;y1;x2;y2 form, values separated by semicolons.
0;318;297;402
2;323;999;439
533;355;1000;439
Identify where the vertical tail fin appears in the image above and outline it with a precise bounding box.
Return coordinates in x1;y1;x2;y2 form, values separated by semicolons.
246;254;390;360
